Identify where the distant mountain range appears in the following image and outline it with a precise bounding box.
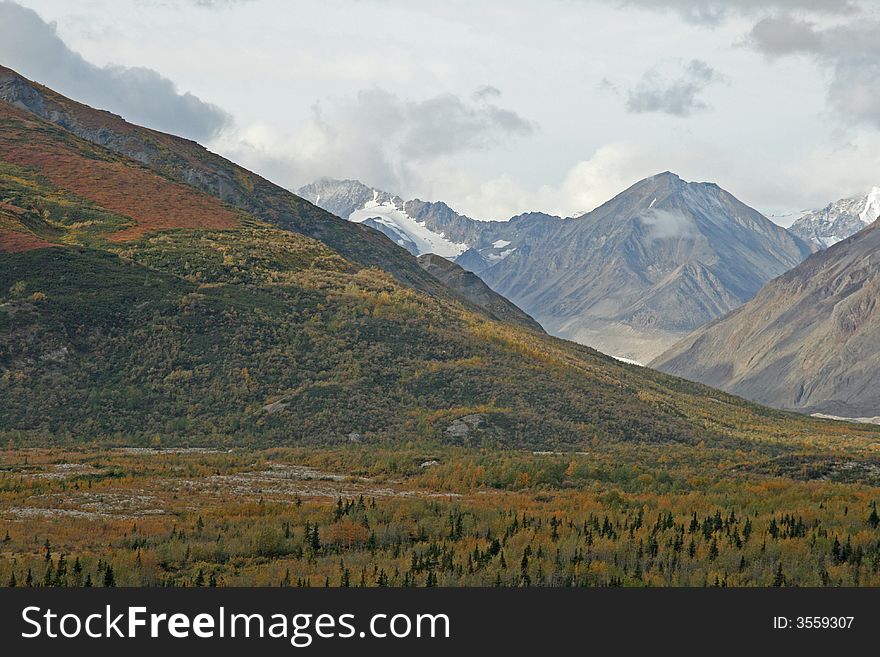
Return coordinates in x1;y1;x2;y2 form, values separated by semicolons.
479;173;815;362
304;174;814;362
788;187;880;249
652;216;880;418
6;63;880;440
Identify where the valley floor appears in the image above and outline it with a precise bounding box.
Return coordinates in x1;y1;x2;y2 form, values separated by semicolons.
2;444;880;587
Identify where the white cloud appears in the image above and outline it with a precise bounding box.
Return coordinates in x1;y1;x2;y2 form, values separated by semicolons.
639;208;697;239
406;143;654;220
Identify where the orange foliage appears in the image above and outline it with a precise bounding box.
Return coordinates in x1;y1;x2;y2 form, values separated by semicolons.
0;228;53;253
323;518;371;547
0;104;239;241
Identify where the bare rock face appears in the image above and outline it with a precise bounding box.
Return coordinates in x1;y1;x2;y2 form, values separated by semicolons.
298;179;387;223
652;220;880;418
445;414;485;438
444;414;500;446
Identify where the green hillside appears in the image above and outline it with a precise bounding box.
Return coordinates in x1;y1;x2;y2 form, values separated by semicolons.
3;220;880;459
2;73;880;460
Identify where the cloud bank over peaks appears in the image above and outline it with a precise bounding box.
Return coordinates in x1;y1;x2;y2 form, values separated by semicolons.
220;85;538;197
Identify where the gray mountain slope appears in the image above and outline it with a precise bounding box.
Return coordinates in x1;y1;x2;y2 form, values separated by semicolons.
416;254;544;333
651;218;880;417
477;172;814;362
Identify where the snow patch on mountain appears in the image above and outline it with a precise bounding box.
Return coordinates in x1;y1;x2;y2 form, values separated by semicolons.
859;187;880;224
486;247;516;263
348;191;467;258
299;179;564;272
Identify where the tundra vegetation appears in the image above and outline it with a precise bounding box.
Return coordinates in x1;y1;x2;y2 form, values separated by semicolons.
2;447;880;587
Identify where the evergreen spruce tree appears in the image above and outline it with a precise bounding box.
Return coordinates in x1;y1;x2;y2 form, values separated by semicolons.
708;539;719;561
42;561;54;587
772;563;785;587
103;564;116;588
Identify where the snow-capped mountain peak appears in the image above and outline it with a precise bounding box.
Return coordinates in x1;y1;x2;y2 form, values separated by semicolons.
788;186;880;249
347;190;468;259
297;178;559;268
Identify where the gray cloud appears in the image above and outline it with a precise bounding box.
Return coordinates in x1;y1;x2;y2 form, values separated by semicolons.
311;87;535;167
186;0;254;7
619;0;860;25
625;60;719;117
226;86;537;195
748;14;880;129
472;84;502;101
747;15;823;54
0;1;231;141
400;92;536;159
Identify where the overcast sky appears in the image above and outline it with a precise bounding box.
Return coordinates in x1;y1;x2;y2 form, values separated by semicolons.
2;0;879;222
